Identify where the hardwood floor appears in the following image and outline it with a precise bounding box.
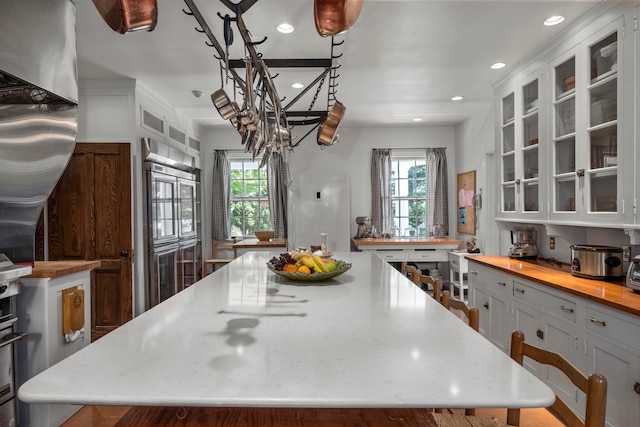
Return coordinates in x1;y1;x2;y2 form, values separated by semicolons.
62;405;564;426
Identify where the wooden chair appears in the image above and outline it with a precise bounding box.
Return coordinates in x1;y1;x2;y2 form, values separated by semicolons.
438;290;480;416
409;268;441;302
441;290;479;332
505;330;607;427
431;330;607;427
202;239;235;277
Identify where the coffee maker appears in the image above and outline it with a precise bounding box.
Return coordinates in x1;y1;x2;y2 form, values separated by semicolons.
355;216;372;238
508;227;538;259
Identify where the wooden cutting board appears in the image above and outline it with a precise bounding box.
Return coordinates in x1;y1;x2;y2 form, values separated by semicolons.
62;286;84;334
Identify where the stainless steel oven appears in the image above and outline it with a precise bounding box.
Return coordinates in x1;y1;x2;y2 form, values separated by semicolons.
0;254;30;427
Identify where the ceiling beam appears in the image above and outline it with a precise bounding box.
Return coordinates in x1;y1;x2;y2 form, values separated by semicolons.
228;59;333;69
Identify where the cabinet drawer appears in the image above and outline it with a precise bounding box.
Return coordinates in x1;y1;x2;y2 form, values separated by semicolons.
585;305;640;351
468;261;510;293
409;250;448;262
448;252;469;270
513;281;576;323
375;251;406;261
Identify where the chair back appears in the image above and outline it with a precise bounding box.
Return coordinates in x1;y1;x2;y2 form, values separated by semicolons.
212;239;235;259
507;330;607;427
441;290;479;332
409;268;441;302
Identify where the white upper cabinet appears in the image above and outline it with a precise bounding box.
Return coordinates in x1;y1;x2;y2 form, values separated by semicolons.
496;68;547;221
496;4;636;228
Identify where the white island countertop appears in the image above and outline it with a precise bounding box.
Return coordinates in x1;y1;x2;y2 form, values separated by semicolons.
19;252;553;410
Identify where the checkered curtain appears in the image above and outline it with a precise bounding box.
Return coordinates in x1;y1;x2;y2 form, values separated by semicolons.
267;151;290;238
211;150;230;240
426;148;448;234
370;149;392;235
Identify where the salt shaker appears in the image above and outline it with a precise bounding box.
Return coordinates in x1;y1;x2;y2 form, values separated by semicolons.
320;232;328;253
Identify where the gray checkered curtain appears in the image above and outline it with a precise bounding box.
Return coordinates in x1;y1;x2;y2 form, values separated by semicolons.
426;148;448;234
267;151;290;238
211;150;230;240
371;149;392;235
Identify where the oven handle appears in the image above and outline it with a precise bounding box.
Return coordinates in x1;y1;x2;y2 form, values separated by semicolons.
0;332;28;349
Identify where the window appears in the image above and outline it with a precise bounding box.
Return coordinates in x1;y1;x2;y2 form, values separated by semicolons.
229;159;271;236
391;154;426;236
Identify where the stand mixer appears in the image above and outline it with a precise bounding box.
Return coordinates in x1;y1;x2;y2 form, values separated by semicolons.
354;216;372;238
508;227;538;259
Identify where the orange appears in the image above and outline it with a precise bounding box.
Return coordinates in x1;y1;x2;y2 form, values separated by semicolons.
283;264;297;272
297;265;311;274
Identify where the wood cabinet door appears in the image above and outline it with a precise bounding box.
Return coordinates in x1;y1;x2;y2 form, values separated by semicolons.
47;142;132;341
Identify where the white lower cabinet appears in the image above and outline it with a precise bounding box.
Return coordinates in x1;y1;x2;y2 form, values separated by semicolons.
468;262;512;354
584;305;640;427
468;259;640;427
512;280;579;411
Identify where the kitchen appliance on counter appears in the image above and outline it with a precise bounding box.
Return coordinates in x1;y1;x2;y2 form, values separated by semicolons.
508;227;538;259
626;255;640;292
354;216;372;238
570;244;624;279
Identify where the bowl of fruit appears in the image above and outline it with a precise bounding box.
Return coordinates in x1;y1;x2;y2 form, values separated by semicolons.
267;252;351;282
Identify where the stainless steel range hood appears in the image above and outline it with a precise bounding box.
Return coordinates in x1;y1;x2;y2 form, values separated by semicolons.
0;0;78;264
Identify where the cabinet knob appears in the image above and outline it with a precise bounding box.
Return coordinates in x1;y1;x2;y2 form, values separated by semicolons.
483;303;489;309
515;287;524;294
120;250;129;258
498;281;507;287
536;329;544;339
634;382;640;395
470;270;478;275
576;168;585;177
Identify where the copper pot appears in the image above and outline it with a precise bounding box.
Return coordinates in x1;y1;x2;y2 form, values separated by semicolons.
92;0;158;34
314;0;363;37
317;101;346;146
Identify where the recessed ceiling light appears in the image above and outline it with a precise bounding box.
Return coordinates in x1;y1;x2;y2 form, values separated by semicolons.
412;118;423;122
451;95;463;101
490;62;506;70
277;23;294;34
544;15;565;26
291;82;304;89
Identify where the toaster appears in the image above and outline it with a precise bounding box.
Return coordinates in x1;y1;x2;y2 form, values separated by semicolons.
626;255;640;292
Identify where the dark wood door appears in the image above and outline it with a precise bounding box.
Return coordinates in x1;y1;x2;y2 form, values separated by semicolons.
47;142;132;341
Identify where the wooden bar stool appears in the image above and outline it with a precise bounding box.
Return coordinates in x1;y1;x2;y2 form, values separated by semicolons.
202;239;235;277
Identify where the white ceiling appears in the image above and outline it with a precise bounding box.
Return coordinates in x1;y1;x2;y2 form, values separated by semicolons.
75;0;602;131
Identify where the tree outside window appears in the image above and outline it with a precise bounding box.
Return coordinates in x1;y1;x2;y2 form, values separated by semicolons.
229;159;271;236
391;157;427;236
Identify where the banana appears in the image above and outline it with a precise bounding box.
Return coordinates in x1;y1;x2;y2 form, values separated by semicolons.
301;257;317;270
293;252;310;261
312;255;328;272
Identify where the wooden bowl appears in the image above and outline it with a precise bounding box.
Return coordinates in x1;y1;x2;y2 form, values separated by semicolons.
255;230;274;241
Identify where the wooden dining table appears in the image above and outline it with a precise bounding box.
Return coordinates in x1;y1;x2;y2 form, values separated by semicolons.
19;252;553;420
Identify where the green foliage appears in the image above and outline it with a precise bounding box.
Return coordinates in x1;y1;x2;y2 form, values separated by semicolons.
229;161;271;236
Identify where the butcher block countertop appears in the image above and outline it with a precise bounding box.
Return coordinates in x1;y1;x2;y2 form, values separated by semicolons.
353;237;462;247
25;260;102;279
467;255;640;317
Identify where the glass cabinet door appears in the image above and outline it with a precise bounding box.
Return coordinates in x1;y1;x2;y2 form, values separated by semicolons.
552;55;577;214
501;92;516;212
587;31;618;214
521;79;539;212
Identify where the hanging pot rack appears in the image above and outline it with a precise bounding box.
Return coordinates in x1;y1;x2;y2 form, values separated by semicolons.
182;0;343;160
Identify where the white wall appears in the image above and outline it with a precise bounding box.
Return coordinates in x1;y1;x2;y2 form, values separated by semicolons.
201;125;459;258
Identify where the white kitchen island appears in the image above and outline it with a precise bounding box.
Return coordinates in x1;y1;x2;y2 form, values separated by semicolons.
18;252;553;412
